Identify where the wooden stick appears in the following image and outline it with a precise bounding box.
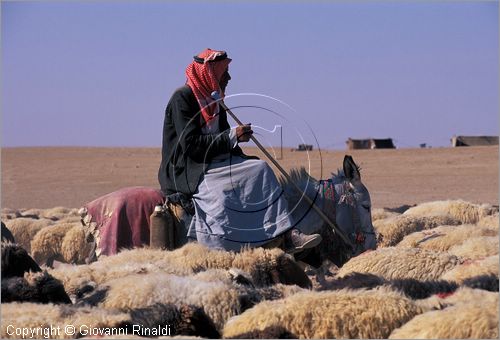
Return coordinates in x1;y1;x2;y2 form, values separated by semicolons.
219;100;355;249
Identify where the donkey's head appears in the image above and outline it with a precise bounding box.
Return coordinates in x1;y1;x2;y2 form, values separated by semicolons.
280;156;377;265
333;155;377;256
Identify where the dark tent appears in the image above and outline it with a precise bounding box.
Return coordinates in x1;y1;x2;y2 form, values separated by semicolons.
346;138;395;150
451;136;499;147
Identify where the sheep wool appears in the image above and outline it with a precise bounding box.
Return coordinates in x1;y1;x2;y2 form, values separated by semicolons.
223;287;423;339
448;236;499;260
125;303;219;338
17;208;44;218
389;289;498;339
51;243;310;292
4;218;54;253
337;247;461;281
371;208;400;222
438;287;499;306
48;264;96;299
403;200;497;224
231;246;311;287
1;302;130;339
96;272;254;331
1;242;42;278
1;208;20;221
1;222;15;243
477;212;499;230
396;224;497;252
1;270;71;304
60;226;93;264
441;255;499;283
48;256;191;299
30;222;78;266
38;207;80;221
374;214;460;247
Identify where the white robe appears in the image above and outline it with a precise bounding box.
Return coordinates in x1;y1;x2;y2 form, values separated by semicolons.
187;118;294;251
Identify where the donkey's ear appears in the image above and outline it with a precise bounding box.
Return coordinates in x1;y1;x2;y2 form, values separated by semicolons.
343;155;361;181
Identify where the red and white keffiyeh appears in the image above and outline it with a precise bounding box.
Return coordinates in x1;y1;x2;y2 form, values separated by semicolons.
185;48;231;123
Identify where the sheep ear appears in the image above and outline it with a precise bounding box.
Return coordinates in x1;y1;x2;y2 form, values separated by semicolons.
343;155;360;181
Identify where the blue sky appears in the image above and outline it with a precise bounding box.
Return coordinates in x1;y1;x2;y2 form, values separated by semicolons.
2;1;498;149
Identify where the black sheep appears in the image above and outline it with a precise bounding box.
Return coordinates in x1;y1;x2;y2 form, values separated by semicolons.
1;242;41;278
227;325;297;339
1;221;15;243
124;303;220;338
1;271;72;304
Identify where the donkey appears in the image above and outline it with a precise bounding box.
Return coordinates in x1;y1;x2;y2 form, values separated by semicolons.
279;155;377;267
79;155;375;269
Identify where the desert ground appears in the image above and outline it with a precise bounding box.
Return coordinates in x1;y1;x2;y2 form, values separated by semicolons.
1;146;499;339
1;146;498;209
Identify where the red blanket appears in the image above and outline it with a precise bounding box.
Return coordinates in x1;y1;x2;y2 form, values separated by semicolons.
81;187;165;257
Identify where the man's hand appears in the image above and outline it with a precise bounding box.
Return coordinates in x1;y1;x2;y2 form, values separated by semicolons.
236;124;253;143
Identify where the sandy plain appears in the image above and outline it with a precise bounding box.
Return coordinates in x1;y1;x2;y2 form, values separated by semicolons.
1;146;498;209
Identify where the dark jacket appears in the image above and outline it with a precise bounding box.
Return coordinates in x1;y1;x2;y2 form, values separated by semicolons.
158;85;251;196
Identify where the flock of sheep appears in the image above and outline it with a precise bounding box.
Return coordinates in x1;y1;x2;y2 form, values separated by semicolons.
1;199;499;339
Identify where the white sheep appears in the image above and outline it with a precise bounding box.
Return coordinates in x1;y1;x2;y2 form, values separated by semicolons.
440;255;499;283
477;212;499;229
4;218;54;253
30;222;79;266
1;302;130;339
49;243;311;299
87;272;258;332
16;208;44;218
437;286;499;306
60;225;93;264
223;287;424;339
389;288;498;339
1;208;21;221
371;208;400;221
39;207;80;221
337;247;461;281
448;236;499;260
1;301;219;339
396;223;497;252
403;199;497;224
374;214;461;247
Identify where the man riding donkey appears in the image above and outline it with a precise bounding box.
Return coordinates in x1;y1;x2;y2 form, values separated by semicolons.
158;48;322;254
81;48;378;263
